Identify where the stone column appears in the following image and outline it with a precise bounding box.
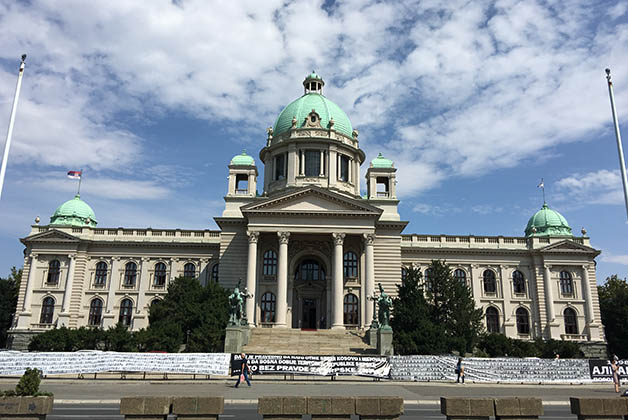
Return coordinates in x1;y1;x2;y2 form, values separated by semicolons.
246;231;259;327
319;150;324;175
276;232;290;327
170;258;179;281
364;233;375;326
200;258;209;286
61;255;76;313
106;257;119;313
581;265;595;324
21;254;38;312
332;232;345;330
543;265;555;322
136;257;150;314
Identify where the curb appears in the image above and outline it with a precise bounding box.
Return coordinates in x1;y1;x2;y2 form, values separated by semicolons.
53;399;572;406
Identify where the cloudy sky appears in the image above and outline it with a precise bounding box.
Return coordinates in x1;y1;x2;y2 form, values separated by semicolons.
0;0;627;283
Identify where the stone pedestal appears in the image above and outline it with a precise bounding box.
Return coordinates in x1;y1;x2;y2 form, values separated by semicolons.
224;326;245;353
241;325;251;346
367;327;378;346
377;328;393;356
57;313;71;328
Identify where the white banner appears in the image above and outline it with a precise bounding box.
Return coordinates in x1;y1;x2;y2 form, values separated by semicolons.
0;351;230;376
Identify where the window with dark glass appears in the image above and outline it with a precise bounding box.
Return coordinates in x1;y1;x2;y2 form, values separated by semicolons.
211;264;219;282
235;174;248;194
39;297;55;324
305;150;320;176
376;177;389;197
516;307;530;334
483;270;496;293
343;251;358;278
94;261;108;286
261;292;276;322
486;306;500;333
296;259;325;282
119;299;133;326
183;262;196;279
424;268;434;292
47;260;60;284
124;262;137;286
88;298;103;326
401;267;408;282
339;155;349;182
274;153;286;180
513;270;526;294
343;293;359;325
564;308;578;334
454;269;466;284
560;271;573;295
154;262;167;286
263;250;277;276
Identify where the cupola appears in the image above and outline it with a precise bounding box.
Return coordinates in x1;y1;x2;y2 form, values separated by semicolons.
303;71;324;94
227;151;257;197
525;203;573;237
50;194;97;227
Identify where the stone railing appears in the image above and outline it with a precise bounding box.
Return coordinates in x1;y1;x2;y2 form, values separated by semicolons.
33;225;221;243
401;234;590;249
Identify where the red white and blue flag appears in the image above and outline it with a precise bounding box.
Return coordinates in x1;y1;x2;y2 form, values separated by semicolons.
67;170;82;180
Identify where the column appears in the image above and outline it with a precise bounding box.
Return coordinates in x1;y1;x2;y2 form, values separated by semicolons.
299;150;304;175
21;254;38;312
246;231;259;326
581;265;595;324
61;255;76;313
200;258;209;286
276;231;290;327
106;257;119;313
543;265;555;322
136;257;150;314
319;150;324;175
170;258;179;281
364;233;375;326
332;232;345;330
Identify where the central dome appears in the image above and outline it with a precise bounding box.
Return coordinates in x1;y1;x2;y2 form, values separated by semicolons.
525;203;572;237
50;194;97;227
273;73;353;138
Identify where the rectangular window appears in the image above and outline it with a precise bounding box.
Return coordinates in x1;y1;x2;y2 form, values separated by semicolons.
305;150;320;176
339;155;349;182
274;153;286;180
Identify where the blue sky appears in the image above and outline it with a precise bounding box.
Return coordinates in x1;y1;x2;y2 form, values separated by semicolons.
0;0;627;283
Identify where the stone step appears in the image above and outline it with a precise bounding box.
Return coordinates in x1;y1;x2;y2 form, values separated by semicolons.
242;328;376;355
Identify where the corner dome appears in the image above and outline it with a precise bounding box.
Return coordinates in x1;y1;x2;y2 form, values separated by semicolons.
371;153;394;168
525;203;572;237
230;151;255;166
273;73;353;138
50;194;97;227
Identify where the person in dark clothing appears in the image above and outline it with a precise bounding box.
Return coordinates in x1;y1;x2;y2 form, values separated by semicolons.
456;358;465;383
235;353;251;388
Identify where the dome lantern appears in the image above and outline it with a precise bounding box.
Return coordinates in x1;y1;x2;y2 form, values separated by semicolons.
303;71;324;94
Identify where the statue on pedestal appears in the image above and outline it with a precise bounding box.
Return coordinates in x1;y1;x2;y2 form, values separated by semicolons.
377;283;392;329
228;280;244;326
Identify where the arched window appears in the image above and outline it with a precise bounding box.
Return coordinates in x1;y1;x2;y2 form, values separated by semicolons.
564;307;578;334
343;293;359;325
88;298;103;326
454;269;466;284
513;270;526;294
295;259;325;282
94;261;108;286
261;292;276;323
124;262;137;287
343;251;358;278
560;271;573;295
401;267;409;282
119;299;133;326
483;270;496;294
516;307;530;334
39;297;55;324
183;262;196;278
47;260;60;284
424;268;433;292
263;250;277;276
211;264;219;282
154;262;167;286
486;306;500;333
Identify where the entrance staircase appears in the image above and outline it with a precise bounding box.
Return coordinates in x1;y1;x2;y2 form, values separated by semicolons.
242;328;377;355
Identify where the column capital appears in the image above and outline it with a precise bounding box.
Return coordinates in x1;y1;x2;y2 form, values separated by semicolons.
200;258;209;263
278;231;291;244
29;253;38;259
363;233;376;245
544;265;552;270
582;264;591;270
112;256;121;262
68;254;77;260
141;257;150;262
332;232;345;245
247;231;260;243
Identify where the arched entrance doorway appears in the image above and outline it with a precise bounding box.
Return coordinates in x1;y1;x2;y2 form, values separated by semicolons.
292;257;328;329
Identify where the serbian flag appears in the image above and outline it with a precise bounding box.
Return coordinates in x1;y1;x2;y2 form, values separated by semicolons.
67;170;82;179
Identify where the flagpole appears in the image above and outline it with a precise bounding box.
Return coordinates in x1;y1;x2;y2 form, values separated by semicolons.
0;54;27;202
605;68;628;222
78;168;83;195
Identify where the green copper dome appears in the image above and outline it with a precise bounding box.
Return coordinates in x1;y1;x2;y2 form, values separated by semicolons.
273;74;353;138
525;203;572;237
371;153;394;168
50;194;97;227
230;151;255;166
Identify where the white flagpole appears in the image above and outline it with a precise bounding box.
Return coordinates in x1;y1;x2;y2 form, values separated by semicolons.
605;68;628;222
0;54;27;202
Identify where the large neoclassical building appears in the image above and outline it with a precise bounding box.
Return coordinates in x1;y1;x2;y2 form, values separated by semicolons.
9;73;605;353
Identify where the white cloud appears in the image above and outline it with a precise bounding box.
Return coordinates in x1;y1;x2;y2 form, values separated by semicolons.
601;253;628;265
555;169;625;205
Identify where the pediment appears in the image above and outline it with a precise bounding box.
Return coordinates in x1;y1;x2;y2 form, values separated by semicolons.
539;239;599;254
22;229;80;243
242;187;382;216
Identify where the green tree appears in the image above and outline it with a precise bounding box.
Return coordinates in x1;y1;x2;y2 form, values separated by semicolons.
0;267;21;348
598;274;628;358
28;326;77;351
103;323;136;352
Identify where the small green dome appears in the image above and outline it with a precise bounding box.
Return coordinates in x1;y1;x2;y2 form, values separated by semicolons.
50;194;97;227
525;203;572;237
273;74;353;138
230;151;255;166
371;153;394;168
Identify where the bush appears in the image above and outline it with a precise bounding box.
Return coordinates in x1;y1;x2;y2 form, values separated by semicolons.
15;368;41;396
477;334;582;358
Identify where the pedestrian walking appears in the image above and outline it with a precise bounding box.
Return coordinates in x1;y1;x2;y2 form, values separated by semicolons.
611;359;620;393
455;357;465;384
235;353;252;388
